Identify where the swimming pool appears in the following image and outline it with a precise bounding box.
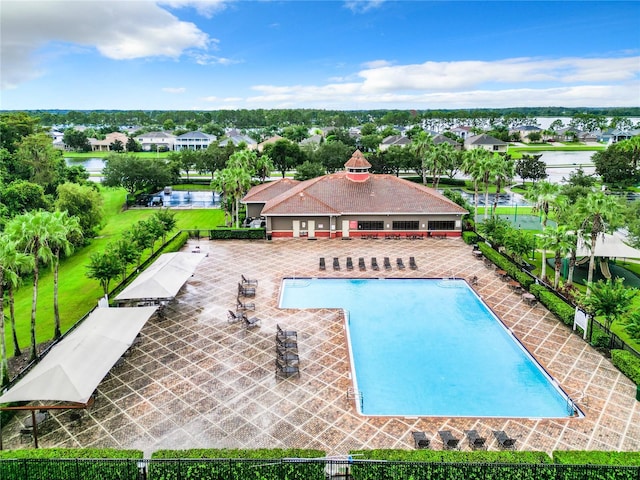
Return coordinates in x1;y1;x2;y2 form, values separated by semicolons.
280;278;577;418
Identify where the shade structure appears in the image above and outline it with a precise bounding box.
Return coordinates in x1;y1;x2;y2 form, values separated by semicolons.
0;306;157;405
114;252;205;304
576;232;640;259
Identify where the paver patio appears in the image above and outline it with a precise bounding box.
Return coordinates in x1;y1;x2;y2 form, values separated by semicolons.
2;237;639;456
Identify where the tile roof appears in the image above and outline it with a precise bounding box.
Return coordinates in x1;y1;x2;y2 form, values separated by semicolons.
344;149;371;169
242;178;300;203
254;173;468;216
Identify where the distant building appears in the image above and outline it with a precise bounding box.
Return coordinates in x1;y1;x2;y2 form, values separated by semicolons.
136;131;176;151
464;134;508;153
379;135;411;151
242;150;467;239
174;131;216;151
89;132;129;152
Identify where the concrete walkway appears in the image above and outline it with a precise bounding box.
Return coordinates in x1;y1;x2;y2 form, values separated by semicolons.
2;238;638;455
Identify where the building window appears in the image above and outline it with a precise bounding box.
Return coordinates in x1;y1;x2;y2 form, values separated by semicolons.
392;221;419;230
493;145;500;151
428;221;455;231
358;221;383;230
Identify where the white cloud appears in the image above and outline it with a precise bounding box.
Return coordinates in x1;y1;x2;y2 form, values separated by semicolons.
190;53;240;66
344;0;386;14
159;0;229;18
1;0;212;89
240;56;640;109
162;87;187;94
361;59;393;69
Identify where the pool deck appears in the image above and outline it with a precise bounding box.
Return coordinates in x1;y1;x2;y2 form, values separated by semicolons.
2;238;639;455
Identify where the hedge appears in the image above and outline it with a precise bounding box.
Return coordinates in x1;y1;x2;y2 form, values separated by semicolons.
149;449;326;480
159;231;189;253
478;242;535;290
209;228;266;240
350;450;553;480
462;231;479;245
529;283;575;326
554;450;640;466
0;449;143;480
611;350;640;386
350;449;551;463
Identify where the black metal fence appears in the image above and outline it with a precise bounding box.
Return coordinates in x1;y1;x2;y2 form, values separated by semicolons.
0;458;639;480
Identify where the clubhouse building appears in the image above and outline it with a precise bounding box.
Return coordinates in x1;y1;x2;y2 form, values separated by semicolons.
242;150;467;239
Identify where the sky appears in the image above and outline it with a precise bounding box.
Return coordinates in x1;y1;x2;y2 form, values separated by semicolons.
1;0;639;111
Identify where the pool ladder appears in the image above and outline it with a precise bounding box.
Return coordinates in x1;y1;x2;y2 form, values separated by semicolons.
347;388;363;411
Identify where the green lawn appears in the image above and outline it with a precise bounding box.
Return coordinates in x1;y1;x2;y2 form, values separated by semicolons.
5;188;224;358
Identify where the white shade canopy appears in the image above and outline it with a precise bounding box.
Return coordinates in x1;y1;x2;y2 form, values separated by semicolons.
0;306;157;405
114;252;205;302
576;232;640;259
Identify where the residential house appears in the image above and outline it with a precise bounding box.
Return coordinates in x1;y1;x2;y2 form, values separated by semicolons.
257;135;284;152
464;134;508;153
242;150;467;239
136;131;176;151
174;131;216;151
90;132;129;152
510;125;542;143
379;135;411;151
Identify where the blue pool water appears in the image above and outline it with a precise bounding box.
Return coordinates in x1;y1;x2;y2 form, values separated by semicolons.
280;278;575;418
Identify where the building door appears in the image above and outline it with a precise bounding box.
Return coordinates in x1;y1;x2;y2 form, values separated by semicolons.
308;220;315;238
342;220;350;238
292;220;300;238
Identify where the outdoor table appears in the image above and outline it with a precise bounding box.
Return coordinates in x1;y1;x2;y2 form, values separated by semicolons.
472;250;483;258
495;269;507;279
522;293;537;306
508;280;522;292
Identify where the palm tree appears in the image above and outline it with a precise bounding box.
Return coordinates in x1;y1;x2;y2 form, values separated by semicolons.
575;192;625;295
410;131;434;185
525;181;560;228
0;237;33;385
213;151;253;228
491;154;515;215
544;225;577;289
478;151;497;220
5;210;55;361
581;278;637;346
49;211;82;339
462;148;490;224
429;142;456;189
553;195;582;286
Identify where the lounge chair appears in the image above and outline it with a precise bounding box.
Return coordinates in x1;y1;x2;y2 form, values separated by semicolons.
397;258;405;270
276;358;300;378
240;312;261;328
319;257;326;270
238;283;256;298
493;430;516;449
465;430;486;450
412;431;430;449
409;257;418;270
439;430;460;450
346;257;354;270
276;347;300;365
371;257;379;271
241;274;258;286
333;257;340;271
227;309;242;323
358;257;366;271
237;297;255;311
469;275;478;286
276;335;298;351
277;324;297;341
384;257;392;270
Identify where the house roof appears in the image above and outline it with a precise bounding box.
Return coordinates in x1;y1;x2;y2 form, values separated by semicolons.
345;149;371;169
465;134;508;146
381;135;411;146
249;171;468;216
242;177;300;203
136;131;176;139
432;134;458;146
176;131;215;140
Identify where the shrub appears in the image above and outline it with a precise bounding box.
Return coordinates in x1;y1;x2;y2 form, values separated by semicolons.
209;228;265;240
529;283;575;326
0;449;143;480
478;242;535;289
149;449;326;480
611;349;640;385
554;450;640;466
159;231;189;253
590;328;611;350
462;231;478;245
